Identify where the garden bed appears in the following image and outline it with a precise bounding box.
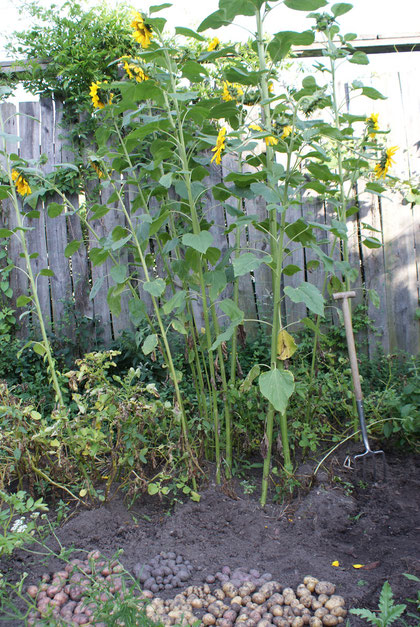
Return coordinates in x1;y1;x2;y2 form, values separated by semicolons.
1;445;419;625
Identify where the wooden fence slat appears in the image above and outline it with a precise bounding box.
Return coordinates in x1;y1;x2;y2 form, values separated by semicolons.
283;198;306;327
19;101;52;329
0;103;29;331
40;98;73;330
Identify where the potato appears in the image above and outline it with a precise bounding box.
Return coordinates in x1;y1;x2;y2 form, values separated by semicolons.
300;595;313;609
231;596;243;606
303;577;319;593
267;593;284;608
223;609;238;622
318;594;329;606
256;621;272;627
222;583;238;598
27;586;39;599
239;582;257;597
324;596;345;611
292;618;305;627
260;582;282;598
252;592;266;605
215;588;226;600
315;582;335;596
271;605;284;617
322;615;338;626
309;619;323;627
191;598;203;609
331;607;347;618
218;620;233;627
282;588;295;598
315;608;328;618
242;595;252;604
208;602;223;618
273;619;289;627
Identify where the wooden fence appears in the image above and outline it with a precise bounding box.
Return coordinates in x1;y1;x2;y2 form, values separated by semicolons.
0;70;419;356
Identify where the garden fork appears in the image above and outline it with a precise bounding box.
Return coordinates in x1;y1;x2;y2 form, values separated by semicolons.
333;291;386;482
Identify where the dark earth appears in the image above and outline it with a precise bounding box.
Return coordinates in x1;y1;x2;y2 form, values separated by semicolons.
1;444;419;625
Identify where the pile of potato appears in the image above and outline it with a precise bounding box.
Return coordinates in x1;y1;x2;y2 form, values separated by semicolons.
144;577;347;626
26;550;347;626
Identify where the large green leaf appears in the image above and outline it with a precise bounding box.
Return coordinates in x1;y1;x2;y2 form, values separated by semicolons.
175;26;205;41
225;66;262;86
258;369;295;414
331;3;353;17
204;270;227;300
47;202;64;218
360;86;387;100
349;51;369;65
210;323;235;351
163;290;186;315
142;334;158;355
219;298;244;324
233;253;272;278
197;9;229;32
64;240;81;258
110;264;127;284
182;231;213;254
284;0;327;9
182;61;209;82
107;285;123;317
89;247;109;266
268;30;315;62
284;282;324;316
143;278;166;297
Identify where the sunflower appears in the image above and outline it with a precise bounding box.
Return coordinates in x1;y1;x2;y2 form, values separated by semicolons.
207;37;219;52
374;146;398;179
366;113;379;139
90;161;104;178
211;127;227;165
222;81;244;102
121;57;149;83
281;125;293;139
89;81;113;109
131;12;153;48
249;123;278;147
11;170;31;196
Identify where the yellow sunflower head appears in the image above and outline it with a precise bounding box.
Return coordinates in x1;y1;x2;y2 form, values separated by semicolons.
131;11;153;48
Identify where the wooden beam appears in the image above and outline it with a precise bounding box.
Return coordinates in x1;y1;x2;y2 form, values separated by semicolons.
293;32;420;57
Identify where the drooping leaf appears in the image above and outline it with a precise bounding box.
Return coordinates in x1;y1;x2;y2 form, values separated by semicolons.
258;368;295;414
39;268;54;277
150;3;172;13
89;247;109;266
204;270;227;300
16;295;32;307
64;240;81;258
47;202;64;218
0;229;13;237
219;298;244;324
360;86;387;100
331;3;353;17
250;182;280;204
129;298;146;325
349;51;369;65
175;26;205;41
233;252;272;278
285;0;327;10
107;285;123;316
284;282;324;316
142;333;158;355
163;290;186;315
268;30;315;62
182;231;213;254
89;276;104;301
210;323;235;351
143;278;166;297
240;364;261;392
277;330;298;360
110;264;127;284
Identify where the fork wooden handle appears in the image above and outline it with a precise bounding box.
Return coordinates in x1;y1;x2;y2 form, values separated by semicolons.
332;291;362;402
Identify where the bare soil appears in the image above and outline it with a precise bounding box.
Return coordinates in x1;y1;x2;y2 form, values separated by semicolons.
1;445;419;626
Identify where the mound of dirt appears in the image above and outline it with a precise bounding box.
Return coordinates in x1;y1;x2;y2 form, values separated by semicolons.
1;449;419;625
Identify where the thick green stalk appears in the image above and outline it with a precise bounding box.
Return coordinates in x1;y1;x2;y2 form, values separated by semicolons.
255;7;292;506
3;168;65;409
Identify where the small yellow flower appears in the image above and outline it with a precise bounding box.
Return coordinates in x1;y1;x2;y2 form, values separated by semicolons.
249;123;263;132
211;127;227;165
366;112;379;139
222;81;244;102
281;125;293;139
352;564;364;569
207;37;219;52
131;11;153;48
374;146;398;179
268;82;274;93
331;560;340;567
11;169;31;196
121;57;149;83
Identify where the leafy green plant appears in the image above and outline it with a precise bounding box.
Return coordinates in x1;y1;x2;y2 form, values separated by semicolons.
0;489;48;556
350;580;407;626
